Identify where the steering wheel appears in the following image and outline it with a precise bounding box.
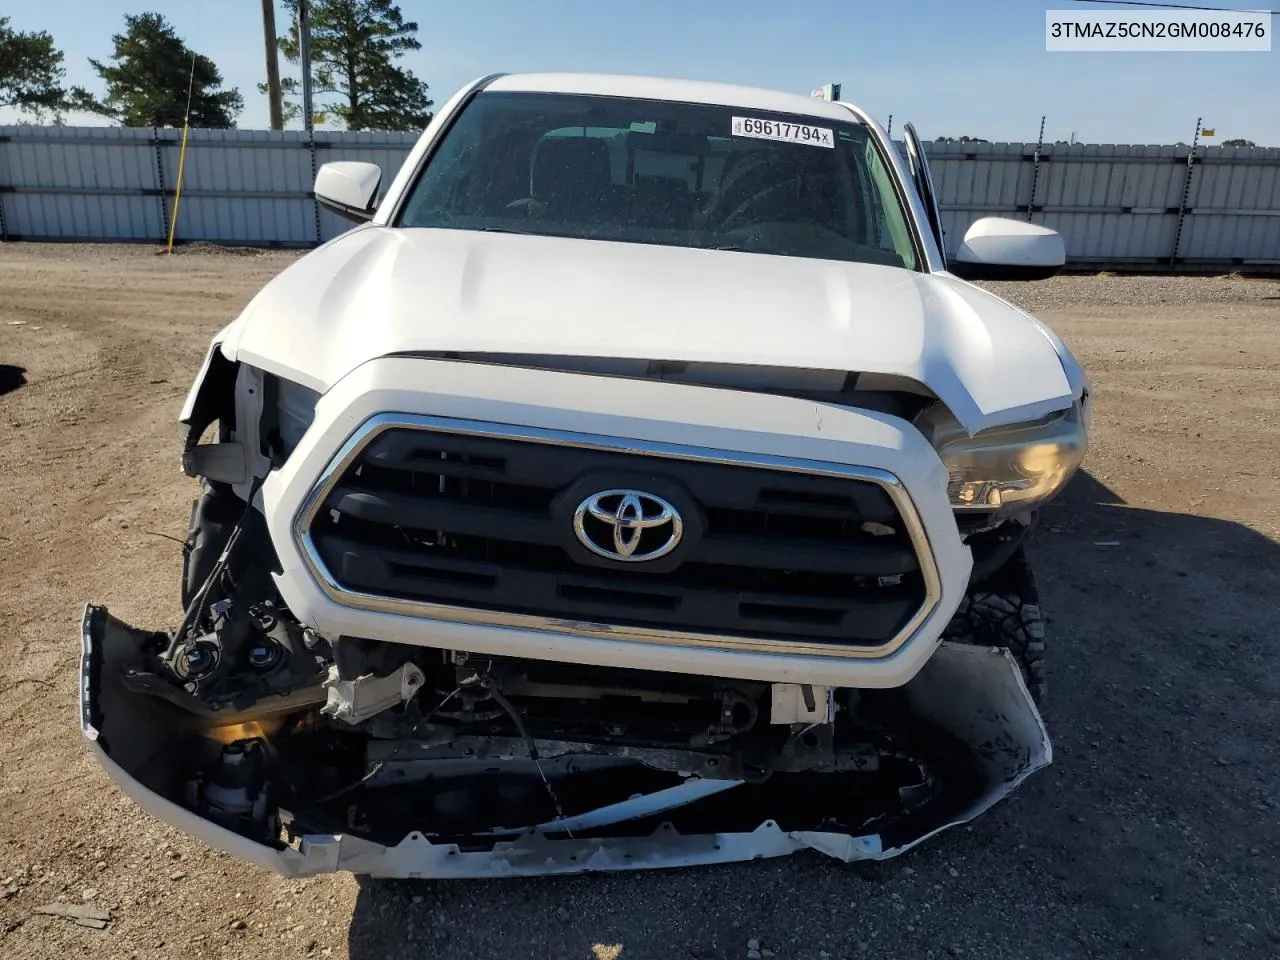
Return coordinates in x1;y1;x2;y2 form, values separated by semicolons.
715;181;800;232
503;197;548;218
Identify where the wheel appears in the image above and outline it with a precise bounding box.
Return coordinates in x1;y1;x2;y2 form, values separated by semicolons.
942;548;1047;703
180;480;276;613
181;480;240;609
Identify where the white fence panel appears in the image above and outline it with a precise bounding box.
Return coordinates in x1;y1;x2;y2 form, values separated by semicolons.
2;126;1278;269
1179;146;1280;261
0;126;162;240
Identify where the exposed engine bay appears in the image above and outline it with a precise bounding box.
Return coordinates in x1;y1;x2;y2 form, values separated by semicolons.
80;483;1049;877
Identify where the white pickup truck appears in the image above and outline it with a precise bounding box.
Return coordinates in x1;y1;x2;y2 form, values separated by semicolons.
81;72;1088;878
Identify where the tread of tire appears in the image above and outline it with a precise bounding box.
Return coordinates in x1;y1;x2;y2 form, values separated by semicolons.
942;549;1046;703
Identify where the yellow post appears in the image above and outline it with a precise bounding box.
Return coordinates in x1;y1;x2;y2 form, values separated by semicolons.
166;121;191;254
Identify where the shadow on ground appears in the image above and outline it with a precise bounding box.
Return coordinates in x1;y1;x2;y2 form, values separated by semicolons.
0;364;26;398
346;471;1280;960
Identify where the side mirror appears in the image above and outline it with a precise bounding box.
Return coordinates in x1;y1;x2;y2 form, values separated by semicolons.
315;161;382;222
949;217;1065;281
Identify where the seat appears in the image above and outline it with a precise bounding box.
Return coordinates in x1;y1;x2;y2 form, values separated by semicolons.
632;175;696;231
530;137;615;222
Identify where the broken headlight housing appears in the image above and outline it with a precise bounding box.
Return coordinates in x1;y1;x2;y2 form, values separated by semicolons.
917;402;1086;513
261;373;320;466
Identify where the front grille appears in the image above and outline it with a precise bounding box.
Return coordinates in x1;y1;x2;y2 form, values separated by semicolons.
304;425;929;647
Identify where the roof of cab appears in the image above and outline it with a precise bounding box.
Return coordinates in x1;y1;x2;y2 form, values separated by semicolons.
484;73;867;125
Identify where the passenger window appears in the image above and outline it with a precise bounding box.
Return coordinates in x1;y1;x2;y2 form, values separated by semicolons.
632;149;696;188
863;141;917;270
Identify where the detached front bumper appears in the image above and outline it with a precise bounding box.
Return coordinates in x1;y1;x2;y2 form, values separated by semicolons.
81;604;1050;879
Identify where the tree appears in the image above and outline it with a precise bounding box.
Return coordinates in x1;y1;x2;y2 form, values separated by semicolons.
0;17;68;120
274;0;433;131
1221;138;1256;148
935;135;989;144
255;75;313;126
70;13;242;127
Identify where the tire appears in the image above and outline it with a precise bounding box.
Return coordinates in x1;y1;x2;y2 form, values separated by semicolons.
180;480;277;613
941;548;1047;704
182;480;239;610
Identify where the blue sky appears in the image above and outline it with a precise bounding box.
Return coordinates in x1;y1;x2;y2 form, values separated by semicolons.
5;0;1278;144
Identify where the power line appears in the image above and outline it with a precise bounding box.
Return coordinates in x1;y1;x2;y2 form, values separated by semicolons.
1066;0;1278;12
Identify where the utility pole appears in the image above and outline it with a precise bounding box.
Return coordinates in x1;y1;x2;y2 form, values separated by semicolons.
299;0;315;134
261;0;284;130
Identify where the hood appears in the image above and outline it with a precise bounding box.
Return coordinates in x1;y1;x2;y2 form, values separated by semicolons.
221;226;1074;434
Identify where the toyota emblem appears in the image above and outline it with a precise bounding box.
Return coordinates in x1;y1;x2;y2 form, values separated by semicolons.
573;489;684;563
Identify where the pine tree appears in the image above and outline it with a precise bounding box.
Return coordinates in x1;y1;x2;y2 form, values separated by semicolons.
70;13;242;128
275;0;433;131
0;17;68;120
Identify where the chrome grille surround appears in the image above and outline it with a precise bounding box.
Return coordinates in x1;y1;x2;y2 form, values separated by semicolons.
292;413;943;661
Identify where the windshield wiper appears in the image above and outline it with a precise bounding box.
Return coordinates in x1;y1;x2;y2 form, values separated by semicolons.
417;215;530;236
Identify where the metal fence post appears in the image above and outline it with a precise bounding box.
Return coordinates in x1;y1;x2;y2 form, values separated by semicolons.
153;126;169;242
1170;117;1201;266
308;136;321;244
1027;115;1045;222
0;135;9;241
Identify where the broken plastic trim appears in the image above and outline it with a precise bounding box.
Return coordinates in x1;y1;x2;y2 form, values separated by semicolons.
179;344;241;482
80;604;1050;878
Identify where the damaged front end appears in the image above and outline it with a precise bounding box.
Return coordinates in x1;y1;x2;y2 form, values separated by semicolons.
81;598;1049;878
85;348;1054;877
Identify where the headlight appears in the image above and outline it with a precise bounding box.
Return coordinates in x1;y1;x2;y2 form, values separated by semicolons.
916;402;1086;512
261;373;320;466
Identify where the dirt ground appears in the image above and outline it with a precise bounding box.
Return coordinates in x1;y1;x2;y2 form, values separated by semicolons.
0;243;1277;960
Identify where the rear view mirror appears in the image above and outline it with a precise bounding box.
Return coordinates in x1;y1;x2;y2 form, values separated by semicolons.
949;217;1065;281
315;161;383;222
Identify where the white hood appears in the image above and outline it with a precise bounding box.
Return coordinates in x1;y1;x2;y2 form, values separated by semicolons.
221;226;1076;434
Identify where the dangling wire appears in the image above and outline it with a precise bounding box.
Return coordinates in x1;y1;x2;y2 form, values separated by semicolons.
481;680;572;834
166;55;197;255
173;474;265;642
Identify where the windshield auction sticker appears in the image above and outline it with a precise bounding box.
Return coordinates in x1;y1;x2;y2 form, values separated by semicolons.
1046;9;1269;52
731;117;834;148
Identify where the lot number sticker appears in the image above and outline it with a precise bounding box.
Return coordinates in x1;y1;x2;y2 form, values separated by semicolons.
731;116;834;148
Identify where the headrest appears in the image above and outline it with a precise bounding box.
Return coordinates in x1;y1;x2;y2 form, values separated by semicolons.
532;137;612;195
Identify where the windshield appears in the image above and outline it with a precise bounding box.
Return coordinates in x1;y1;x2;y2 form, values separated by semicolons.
397;91;920;270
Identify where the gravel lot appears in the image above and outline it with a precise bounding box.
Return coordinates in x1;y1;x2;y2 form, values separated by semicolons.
0;244;1278;960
